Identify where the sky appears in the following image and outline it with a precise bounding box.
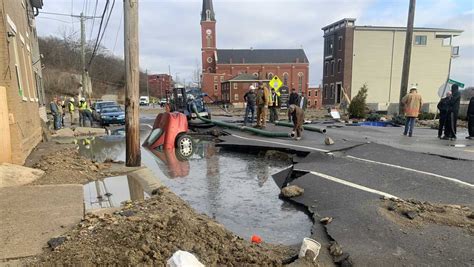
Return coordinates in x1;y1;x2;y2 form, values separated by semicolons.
36;0;474;87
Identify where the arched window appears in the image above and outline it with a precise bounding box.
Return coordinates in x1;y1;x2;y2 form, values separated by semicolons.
253;72;259;77
283;73;289;85
298;72;304;92
208;67;212;72
206;10;211;21
206;35;211;47
268;72;274;79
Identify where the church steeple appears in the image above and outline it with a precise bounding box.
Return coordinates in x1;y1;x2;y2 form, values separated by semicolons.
201;0;215;21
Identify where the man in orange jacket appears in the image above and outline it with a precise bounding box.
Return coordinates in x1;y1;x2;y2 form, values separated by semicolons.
401;85;423;137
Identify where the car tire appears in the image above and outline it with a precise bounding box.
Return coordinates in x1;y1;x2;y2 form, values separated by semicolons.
175;134;194;159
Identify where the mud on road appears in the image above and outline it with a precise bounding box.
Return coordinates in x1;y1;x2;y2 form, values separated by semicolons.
31;187;295;266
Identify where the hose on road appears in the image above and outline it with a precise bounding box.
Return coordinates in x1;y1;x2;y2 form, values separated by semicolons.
274;121;327;134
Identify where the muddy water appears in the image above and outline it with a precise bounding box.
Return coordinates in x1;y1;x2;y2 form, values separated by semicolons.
80;128;312;245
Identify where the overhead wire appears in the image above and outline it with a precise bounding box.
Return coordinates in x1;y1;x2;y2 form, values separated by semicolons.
112;9;123;54
87;0;110;69
89;0;99;41
88;0;115;69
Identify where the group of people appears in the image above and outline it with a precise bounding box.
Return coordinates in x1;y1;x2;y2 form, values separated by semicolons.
402;84;473;140
242;83;306;140
50;97;93;130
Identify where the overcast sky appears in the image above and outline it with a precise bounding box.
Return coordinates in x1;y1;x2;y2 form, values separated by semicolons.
36;0;474;87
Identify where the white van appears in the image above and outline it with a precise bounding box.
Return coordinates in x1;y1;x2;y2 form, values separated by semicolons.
139;96;150;106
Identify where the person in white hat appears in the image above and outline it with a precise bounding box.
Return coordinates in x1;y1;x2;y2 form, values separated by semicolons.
243;85;257;126
401;84;423;137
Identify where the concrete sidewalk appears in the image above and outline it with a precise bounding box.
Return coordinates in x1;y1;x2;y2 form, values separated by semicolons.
0;185;83;260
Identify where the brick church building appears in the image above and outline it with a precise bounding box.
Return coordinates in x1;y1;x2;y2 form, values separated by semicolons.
200;0;309;104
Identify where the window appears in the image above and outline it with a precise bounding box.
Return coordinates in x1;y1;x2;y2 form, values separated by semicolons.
207;57;213;63
283;73;289;85
206;10;211;21
338;36;343;51
325;38;334;57
330;84;335;99
12;36;24;98
308;90;311;97
233;83;237;90
337;59;342;73
208;67;212;72
298;72;304;93
253;72;259;77
314;100;318;107
206;36;211;47
214;76;218;83
315;90;318;97
325;62;329;76
234;94;239;101
220;76;224;82
415;35;427;45
324;84;328;99
19;34;32;100
214;84;218;92
268;72;274;79
331;60;335;75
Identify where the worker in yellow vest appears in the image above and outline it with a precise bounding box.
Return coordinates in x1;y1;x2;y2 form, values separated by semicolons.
78;98;93;127
68;97;75;126
269;88;280;123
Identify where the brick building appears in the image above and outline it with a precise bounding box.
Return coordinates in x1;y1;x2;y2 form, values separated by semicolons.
0;0;45;164
200;0;309;103
322;18;462;112
221;74;269;107
307;86;322;109
148;74;172;99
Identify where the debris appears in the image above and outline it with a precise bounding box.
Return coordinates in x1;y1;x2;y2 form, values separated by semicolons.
264;150;290;162
324;136;335;145
281;185;304;198
298;237;321;261
467;213;474;220
120;210;136;217
0;163;45;188
404;211;418;220
320;217;333;225
334;252;350;264
47;237;66;250
329;241;343;256
167;251;204;267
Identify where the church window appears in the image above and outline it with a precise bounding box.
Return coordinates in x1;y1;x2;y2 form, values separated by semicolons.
208;67;212;72
283;72;289;85
206;36;211;47
207;57;213;63
206;10;211;21
298;72;304;93
214;84;218;92
220;76;224;82
268;72;274;79
214;76;218;83
253;72;258;77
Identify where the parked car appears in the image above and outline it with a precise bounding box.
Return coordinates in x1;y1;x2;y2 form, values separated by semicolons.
99;105;125;126
92;101;117;121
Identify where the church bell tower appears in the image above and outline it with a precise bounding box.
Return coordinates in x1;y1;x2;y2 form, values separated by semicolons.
201;0;216;74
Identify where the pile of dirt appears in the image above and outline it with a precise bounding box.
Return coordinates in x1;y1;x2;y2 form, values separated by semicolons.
29;146;131;185
32;187;294;265
381;198;474;234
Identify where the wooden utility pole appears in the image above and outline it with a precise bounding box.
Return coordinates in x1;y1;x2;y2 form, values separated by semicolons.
124;0;141;167
80;12;86;100
399;0;416;114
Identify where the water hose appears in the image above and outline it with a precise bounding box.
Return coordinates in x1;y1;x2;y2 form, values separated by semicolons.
192;106;294;138
274;121;327;134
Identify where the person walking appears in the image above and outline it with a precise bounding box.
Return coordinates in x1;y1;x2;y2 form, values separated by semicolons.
288;88;299;122
401;85;423;137
443;84;461;140
50;97;61;130
255;82;270;129
288;104;305;140
466;96;474;140
243;85;257;126
68;97;75;126
269;88;280;123
437;91;451;138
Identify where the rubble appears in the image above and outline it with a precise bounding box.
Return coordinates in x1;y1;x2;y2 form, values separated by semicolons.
281;185;304;198
0;163;44;188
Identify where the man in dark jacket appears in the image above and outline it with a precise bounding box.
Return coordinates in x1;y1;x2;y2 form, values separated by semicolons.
243;85;256;126
288;88;298;122
443;84;461;140
467;96;474;140
437;91;451;138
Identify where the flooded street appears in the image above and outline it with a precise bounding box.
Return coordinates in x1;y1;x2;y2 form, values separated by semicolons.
79;126;312;245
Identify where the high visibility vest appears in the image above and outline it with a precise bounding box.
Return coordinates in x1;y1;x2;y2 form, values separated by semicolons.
68;102;75;112
79;102;90;111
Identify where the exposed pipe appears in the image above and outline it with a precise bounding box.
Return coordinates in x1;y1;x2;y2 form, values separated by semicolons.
274;121;327;134
192;105;295;138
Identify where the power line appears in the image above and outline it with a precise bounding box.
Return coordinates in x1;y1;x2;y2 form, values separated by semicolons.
112;9;123;54
38;11;101;19
87;0;111;69
89;0;99;40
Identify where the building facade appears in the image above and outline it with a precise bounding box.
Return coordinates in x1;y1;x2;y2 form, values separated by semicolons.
148;74;172;99
307;86;322;109
322;18;462;112
0;0;45;164
200;0;309;102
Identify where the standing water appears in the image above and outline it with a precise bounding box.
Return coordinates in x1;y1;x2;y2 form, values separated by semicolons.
79;128;312;245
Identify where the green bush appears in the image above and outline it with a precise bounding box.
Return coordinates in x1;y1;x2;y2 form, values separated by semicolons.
366;113;382;121
392;115;406;125
349;84;368;118
418;112;436;120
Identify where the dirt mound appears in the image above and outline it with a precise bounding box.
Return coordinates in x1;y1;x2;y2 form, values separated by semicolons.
29;146;130;185
381;198;474;234
32;187;294;265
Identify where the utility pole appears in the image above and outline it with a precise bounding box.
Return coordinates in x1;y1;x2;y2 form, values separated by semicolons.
399;0;416;114
145;69;149;99
80;12;86;100
124;0;141;167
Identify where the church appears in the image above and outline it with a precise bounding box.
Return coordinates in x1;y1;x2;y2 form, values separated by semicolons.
200;0;310;105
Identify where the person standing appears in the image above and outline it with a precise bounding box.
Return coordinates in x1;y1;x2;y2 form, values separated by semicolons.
297;92;308;111
288;88;299;122
78;98;93;127
401;85;423;137
68;97;75;126
437;91;451;138
50;97;61;130
57;98;65;128
444;84;461;140
243;85;256;126
288;104;305;140
466;96;474;140
269;88;280;123
255;82;270;129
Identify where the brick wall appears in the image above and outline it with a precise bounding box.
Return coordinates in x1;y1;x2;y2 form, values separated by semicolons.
0;1;43;164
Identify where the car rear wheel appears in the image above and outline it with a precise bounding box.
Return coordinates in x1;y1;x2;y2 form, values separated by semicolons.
175;134;193;158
